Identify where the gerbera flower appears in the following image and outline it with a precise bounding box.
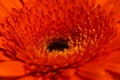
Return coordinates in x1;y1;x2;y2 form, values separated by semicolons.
0;0;120;80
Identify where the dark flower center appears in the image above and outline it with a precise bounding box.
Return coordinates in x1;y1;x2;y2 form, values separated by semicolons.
47;39;69;52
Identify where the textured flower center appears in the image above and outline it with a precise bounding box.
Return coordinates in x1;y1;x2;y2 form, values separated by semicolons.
47;38;69;52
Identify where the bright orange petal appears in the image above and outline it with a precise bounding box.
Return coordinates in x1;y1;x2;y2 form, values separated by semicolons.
78;64;113;80
0;61;25;77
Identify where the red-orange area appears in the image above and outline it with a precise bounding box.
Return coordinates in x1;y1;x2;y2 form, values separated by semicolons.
0;0;120;80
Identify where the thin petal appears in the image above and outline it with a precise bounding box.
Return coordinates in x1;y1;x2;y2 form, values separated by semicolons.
0;0;24;19
18;76;35;80
103;0;120;22
94;0;108;7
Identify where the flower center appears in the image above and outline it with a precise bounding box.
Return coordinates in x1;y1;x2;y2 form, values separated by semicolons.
47;38;69;52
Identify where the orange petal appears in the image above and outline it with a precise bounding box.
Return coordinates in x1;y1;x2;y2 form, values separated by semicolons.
105;62;120;74
78;64;113;80
0;61;25;77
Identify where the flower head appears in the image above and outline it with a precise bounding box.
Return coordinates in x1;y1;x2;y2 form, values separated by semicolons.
0;0;120;80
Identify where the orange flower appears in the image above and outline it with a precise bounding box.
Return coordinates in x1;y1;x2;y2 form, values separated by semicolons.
0;0;120;80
